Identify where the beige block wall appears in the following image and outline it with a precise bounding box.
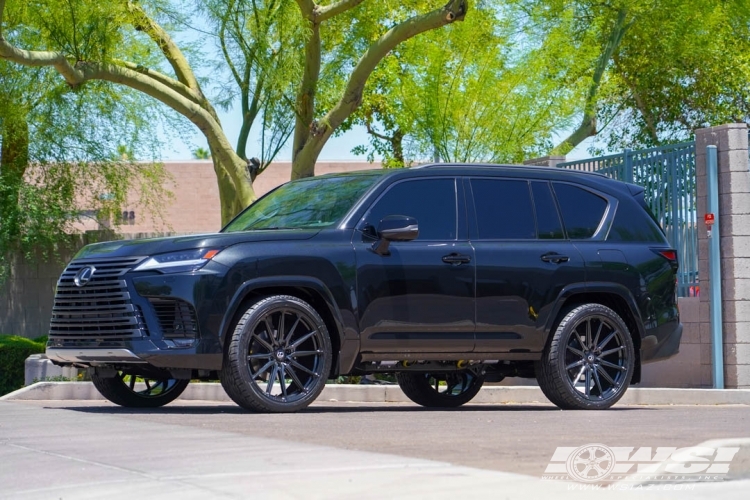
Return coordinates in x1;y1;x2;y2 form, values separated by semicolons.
640;297;707;387
695;123;750;388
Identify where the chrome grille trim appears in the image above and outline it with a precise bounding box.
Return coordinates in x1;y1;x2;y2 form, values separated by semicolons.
50;256;147;340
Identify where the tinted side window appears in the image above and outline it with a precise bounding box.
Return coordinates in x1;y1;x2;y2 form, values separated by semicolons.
531;181;564;239
608;198;666;242
553;183;607;239
470;179;535;239
365;179;457;240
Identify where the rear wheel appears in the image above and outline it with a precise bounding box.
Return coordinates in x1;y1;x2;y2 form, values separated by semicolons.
91;371;189;408
396;371;485;408
220;295;332;413
536;304;634;410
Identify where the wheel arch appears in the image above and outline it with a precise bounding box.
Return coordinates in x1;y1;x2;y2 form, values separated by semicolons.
219;277;346;377
546;283;644;384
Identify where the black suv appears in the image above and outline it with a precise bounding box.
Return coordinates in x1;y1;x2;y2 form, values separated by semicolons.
47;165;682;412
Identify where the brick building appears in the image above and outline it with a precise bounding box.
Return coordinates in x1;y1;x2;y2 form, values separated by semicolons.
74;160;380;234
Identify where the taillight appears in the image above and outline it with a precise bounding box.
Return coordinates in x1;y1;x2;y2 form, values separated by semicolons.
657;249;677;261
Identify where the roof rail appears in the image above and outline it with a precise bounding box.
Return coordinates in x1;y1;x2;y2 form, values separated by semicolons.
410;162;607;177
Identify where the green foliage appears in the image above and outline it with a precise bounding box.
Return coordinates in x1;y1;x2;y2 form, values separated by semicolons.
341;2;585;164
597;0;750;151
0;1;174;282
192;147;211;160
0;334;45;396
200;0;303;170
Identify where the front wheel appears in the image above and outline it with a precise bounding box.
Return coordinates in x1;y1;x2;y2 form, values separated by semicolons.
91;371;189;408
220;295;332;413
536;304;635;410
396;371;485;408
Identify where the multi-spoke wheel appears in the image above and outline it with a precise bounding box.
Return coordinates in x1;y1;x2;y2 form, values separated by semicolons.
536;304;634;410
220;295;332;413
90;370;189;408
396;370;485;408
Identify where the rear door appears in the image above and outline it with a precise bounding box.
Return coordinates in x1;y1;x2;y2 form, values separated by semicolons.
468;177;586;353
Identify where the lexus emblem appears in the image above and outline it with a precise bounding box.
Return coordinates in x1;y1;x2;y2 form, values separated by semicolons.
74;266;96;287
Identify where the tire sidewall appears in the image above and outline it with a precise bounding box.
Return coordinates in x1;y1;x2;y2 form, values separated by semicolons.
552;305;634;410
228;295;332;412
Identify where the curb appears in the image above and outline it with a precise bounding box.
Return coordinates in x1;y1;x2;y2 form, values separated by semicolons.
3;382;750;405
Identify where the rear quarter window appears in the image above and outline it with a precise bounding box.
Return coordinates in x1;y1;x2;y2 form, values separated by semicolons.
608;198;667;243
552;183;608;239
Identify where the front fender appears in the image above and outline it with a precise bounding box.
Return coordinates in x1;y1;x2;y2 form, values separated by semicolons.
218;275;348;351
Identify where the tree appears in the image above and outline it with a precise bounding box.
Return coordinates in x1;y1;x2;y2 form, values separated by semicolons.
598;0;750;150
343;2;585;165
2;0;472;221
0;5;170;281
201;0;302;173
289;0;469;179
192;147;211;159
0;0;255;224
516;0;750;154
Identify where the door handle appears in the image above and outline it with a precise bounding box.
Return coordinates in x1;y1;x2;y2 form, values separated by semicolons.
541;252;570;264
442;253;472;265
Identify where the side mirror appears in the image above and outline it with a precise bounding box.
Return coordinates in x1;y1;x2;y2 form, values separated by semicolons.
372;215;419;255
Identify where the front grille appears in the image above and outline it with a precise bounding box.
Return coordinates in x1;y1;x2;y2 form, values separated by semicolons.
147;298;199;339
50;256;146;340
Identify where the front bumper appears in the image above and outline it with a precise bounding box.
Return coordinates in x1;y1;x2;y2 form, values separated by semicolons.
46;338;223;370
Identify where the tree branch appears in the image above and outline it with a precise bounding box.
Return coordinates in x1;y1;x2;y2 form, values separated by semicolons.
292;21;321;159
317;0;366;22
125;1;202;94
291;0;468;179
552;7;631;155
295;0;315;21
112;59;200;104
0;0;85;88
322;0;468;137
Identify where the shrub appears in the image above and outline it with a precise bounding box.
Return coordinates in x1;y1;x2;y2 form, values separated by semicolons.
0;335;46;396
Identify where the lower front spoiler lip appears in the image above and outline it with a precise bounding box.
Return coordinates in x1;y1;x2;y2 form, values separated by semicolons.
46;348;147;364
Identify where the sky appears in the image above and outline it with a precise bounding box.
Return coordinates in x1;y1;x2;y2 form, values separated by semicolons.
159;9;595;165
163;107;593;164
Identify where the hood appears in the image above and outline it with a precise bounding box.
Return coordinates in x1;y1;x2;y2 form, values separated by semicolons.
74;229;319;260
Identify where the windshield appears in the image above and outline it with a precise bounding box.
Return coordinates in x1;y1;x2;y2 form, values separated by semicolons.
223;174;383;232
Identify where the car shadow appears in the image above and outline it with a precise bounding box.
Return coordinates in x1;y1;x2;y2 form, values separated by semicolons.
49;402;650;415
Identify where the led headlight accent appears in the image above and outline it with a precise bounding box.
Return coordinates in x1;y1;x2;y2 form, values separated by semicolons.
134;249;222;273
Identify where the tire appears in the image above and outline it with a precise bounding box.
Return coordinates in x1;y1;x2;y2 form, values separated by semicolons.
536;304;635;410
220;295;332;413
91;371;189;408
396;371;485;408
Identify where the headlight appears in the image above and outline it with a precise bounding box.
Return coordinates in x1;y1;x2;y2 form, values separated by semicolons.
134;249;222;274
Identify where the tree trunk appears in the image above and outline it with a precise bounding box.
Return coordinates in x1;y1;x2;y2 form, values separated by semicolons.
207;143;256;225
0;111;29;184
0;111;29;242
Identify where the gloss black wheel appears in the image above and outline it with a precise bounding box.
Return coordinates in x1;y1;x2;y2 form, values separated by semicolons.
537;304;634;410
220;295;332;413
396;371;485;408
91;371;189;408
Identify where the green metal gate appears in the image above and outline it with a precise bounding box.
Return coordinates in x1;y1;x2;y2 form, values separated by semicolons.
557;142;698;297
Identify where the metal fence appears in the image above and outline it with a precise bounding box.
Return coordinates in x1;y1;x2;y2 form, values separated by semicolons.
558;142;699;297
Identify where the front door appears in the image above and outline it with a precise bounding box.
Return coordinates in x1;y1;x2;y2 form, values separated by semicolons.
354;177;475;355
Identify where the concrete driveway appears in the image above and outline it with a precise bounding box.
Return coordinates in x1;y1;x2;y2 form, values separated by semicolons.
1;399;749;499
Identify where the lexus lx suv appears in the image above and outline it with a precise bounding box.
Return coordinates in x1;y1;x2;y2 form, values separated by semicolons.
46;164;682;412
